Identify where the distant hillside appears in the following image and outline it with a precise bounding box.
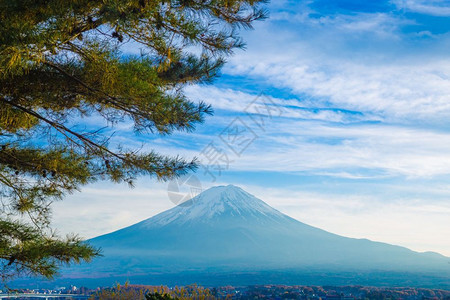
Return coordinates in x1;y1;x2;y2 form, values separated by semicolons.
57;185;450;288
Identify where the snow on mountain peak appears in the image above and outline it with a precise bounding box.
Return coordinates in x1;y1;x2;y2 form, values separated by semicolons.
143;185;286;227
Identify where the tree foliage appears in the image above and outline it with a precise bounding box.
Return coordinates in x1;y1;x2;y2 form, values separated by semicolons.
0;0;266;280
90;283;215;300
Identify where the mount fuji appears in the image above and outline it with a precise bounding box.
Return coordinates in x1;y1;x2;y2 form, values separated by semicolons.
60;185;450;287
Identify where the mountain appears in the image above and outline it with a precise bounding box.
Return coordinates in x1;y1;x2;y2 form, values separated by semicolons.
60;185;450;287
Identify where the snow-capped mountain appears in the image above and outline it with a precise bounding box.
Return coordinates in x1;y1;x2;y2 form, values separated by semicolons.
139;184;288;226
62;185;450;287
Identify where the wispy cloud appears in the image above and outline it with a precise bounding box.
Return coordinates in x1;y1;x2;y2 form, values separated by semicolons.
177;86;450;178
227;40;450;123
394;0;450;16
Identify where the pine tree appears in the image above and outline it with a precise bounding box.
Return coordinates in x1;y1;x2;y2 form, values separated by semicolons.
0;0;266;281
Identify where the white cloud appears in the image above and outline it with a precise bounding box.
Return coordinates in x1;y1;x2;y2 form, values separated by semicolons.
52;181;175;239
185;85;380;123
178;86;450;178
394;0;450;16
223;3;450;124
227;51;450;123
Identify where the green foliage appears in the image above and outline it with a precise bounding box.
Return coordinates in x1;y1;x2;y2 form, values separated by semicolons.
145;292;176;300
90;283;216;300
0;219;99;281
91;282;148;300
0;0;266;280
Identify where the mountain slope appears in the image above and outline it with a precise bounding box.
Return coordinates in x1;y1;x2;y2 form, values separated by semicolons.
64;185;450;285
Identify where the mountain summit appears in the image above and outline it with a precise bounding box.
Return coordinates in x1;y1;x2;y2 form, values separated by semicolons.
64;185;450;287
142;185;287;226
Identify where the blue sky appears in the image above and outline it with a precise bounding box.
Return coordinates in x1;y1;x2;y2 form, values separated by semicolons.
53;0;450;256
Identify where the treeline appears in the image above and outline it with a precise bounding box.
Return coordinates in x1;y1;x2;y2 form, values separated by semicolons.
86;283;450;299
